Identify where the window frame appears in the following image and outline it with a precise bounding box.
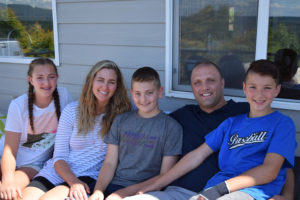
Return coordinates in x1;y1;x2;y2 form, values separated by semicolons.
165;0;300;111
0;0;60;66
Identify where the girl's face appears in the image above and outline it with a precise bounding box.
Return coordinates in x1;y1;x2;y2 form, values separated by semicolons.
92;68;118;106
28;64;58;99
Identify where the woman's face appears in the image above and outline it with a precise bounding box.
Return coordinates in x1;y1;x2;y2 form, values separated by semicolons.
92;68;118;106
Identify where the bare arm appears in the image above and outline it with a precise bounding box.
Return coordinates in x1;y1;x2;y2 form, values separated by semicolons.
0;131;22;199
269;168;294;200
226;153;285;192
194;153;286;200
89;144;119;200
54;160;91;200
106;155;179;199
139;143;214;194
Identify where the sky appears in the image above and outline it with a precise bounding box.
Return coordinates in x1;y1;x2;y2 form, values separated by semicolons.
0;0;51;9
271;0;300;17
180;0;300;17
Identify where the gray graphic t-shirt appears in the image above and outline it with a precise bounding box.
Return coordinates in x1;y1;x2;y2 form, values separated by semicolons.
104;110;182;187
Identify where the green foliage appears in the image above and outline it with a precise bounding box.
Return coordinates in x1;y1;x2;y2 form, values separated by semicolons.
179;5;300;64
268;23;300;54
0;8;30;49
28;22;54;53
0;8;54;57
0;115;6;138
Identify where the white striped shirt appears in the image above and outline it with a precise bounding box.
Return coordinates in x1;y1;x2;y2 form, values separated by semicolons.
37;101;107;185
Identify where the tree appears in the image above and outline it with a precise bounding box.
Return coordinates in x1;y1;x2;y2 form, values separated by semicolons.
0;8;30;49
28;22;54;56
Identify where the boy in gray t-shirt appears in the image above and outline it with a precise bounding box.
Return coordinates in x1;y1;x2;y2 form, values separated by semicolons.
89;67;183;200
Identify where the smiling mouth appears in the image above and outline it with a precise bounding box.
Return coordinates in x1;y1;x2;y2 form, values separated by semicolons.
254;99;265;104
99;90;108;95
201;93;212;97
41;87;51;91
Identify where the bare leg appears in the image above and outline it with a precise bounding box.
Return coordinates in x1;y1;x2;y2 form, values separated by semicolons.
9;167;38;200
21;186;45;200
40;185;70;200
15;167;38;188
0;166;37;186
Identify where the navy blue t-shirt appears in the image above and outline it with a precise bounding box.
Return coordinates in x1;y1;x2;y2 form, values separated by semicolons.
169;100;249;192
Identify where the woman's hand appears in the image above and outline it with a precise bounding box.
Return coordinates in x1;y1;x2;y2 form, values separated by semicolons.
69;180;90;200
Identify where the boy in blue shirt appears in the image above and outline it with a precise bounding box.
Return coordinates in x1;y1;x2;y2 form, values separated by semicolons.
89;67;182;200
137;60;297;200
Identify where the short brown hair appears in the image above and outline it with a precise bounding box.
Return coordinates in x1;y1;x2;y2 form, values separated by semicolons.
192;61;223;79
245;59;280;85
131;66;161;88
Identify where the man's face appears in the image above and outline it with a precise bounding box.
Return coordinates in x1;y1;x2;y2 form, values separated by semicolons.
191;64;225;113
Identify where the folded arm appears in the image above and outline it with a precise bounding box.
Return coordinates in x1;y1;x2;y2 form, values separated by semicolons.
226;153;285;192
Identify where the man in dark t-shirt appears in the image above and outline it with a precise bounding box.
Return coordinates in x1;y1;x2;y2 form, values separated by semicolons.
125;61;293;200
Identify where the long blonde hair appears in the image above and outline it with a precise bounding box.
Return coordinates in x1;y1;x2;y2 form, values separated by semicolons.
78;60;131;138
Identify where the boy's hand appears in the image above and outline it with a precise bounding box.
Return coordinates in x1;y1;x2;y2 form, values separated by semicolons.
88;190;104;200
190;182;229;200
137;182;162;195
69;180;90;200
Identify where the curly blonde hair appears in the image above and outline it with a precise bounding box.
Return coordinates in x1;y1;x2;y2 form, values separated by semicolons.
78;60;131;138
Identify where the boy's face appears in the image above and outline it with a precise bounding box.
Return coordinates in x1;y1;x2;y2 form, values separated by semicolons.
130;81;163;118
243;72;281;117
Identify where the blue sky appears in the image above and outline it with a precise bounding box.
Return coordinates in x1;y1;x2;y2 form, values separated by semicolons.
271;0;300;17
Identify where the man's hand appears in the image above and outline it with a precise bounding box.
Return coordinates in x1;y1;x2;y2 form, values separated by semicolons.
106;193;123;200
137;182;162;195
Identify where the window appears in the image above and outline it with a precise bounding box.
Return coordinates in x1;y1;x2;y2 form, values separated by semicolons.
166;0;300;109
267;1;300;100
0;0;59;64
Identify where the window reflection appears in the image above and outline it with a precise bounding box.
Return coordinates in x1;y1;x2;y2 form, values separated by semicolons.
0;0;54;58
268;0;300;100
174;0;258;94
